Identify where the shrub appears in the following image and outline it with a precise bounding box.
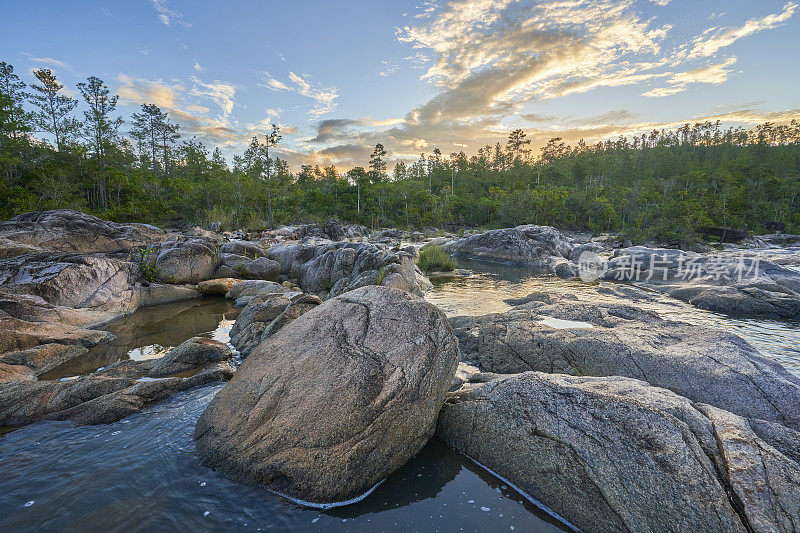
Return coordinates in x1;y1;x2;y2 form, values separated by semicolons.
417;244;456;273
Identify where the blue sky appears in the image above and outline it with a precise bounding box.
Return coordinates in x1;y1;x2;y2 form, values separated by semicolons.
2;0;798;169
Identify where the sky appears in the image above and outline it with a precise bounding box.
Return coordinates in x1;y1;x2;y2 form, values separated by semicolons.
2;0;799;170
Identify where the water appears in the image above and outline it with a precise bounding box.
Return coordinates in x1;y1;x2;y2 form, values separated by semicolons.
40;298;239;380
426;257;800;376
0;291;566;532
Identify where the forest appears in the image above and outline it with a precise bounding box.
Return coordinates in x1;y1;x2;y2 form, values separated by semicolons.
2;61;799;243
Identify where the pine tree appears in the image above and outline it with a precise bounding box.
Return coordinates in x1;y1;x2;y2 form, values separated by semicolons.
29;69;79;150
77;76;122;209
0;62;31;140
369;143;387;184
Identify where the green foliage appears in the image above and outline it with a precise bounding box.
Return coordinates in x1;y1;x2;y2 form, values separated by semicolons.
1;59;799;243
418;244;457;273
139;246;160;282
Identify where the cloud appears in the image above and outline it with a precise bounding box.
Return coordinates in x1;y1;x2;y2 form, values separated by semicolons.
193;62;205;73
151;0;191;27
687;2;797;58
261;72;339;118
116;74;184;108
643;56;737;97
190;76;236;116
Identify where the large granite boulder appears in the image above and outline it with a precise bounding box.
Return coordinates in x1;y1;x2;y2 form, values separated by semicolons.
603;246;800;318
0;209;166;258
194;286;459;504
453;301;800;431
443;225;574;267
154;239;220;283
437;372;800;533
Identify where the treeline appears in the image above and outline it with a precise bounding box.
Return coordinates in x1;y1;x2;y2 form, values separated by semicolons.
1;60;799;242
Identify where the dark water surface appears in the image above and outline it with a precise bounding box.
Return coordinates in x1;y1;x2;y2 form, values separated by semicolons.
1;290;567;532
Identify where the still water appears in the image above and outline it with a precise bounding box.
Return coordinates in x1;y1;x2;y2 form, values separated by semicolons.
426;257;800;376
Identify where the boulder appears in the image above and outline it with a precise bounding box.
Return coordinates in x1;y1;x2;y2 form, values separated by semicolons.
197;278;242;295
194;286;459;504
443;225;574;267
0;252;140;325
225;280;287;307
244;257;281;281
0;209;166;257
147;336;232;378
221;240;266;259
0;343;88;376
229;293;320;357
0;314;113;354
137;283;200;308
437;372;800;533
154;239;219;283
269;241;431;298
454;301;800;431
603;246;800;318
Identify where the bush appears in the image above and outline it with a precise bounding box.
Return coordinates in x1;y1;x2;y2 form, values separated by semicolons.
417;244;456;273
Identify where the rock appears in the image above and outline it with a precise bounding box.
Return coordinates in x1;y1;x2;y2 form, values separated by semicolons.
0;363;36;383
697;404;800;532
0;343;88;376
267;241;431;298
437;371;799;532
0;375;135;427
197;278;242;295
700;227;748;243
443;225;574;267
138;283;200;307
0;252;140;325
0;314;113;353
221;240;266;259
225;280;287;307
148;337;232;378
603;246;800;318
154;239;219;283
0;359;236;427
456;301;800;431
194;286;459;504
229;294;320;357
243;257;281;281
0;209;166;257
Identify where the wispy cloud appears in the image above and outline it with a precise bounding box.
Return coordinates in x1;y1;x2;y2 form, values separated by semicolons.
261;71;339;118
151;0;191;27
686;2;797;58
190;76;236;116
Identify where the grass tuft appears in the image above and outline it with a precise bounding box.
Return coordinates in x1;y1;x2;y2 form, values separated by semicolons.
417;244;456;273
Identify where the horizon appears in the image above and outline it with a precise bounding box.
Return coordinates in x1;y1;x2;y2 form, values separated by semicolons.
2;0;799;171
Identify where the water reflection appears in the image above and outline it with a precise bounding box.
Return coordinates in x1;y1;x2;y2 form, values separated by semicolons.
426;257;800;376
40;298;239;380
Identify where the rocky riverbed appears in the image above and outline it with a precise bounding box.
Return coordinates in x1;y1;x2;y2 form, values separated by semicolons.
1;210;799;531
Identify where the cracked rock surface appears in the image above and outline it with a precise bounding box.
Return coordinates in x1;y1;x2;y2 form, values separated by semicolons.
194;286;459;504
437;371;800;533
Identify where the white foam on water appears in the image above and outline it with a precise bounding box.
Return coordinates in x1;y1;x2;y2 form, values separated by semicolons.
538;317;594;329
267;479;385;510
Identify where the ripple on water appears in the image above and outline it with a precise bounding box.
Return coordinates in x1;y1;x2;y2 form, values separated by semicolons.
0;384;566;532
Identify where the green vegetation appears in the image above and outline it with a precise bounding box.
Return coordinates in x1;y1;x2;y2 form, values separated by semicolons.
418;245;457;273
2;60;799;243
